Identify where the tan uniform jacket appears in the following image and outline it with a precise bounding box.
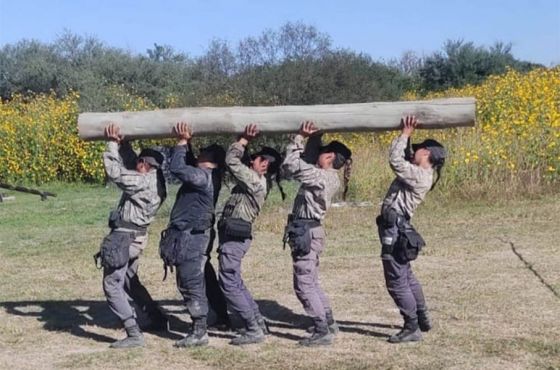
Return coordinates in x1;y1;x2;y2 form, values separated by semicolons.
221;142;268;223
282;134;340;221
381;135;433;219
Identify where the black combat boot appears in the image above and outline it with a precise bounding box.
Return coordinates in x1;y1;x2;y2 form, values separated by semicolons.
417;310;432;332
306;310;339;335
300;320;333;346
306;321;339;335
110;324;145;349
230;317;265;346
325;309;340;335
255;312;270;335
388;319;422;344
175;318;209;348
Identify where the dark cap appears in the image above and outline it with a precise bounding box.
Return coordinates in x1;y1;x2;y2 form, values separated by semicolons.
199;144;226;166
138;148;164;168
320;141;352;170
253;146;281;164
412;139;447;164
320;141;352;160
253;146;282;173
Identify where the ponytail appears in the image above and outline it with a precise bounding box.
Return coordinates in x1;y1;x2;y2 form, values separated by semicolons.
156;168;167;204
342;158;353;201
430;161;445;191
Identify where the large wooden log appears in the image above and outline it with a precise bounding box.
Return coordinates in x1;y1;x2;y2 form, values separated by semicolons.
78;97;475;141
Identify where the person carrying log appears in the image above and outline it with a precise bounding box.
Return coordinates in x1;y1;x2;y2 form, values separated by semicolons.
96;123;167;349
281;121;352;346
217;124;281;346
376;115;446;343
159;122;227;348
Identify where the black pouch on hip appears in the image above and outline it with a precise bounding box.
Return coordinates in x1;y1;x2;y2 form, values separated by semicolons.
287;220;319;257
159;227;190;267
395;226;426;262
98;231;134;269
223;218;252;240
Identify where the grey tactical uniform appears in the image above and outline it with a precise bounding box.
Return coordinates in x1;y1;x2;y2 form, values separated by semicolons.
168;144;214;327
102;141;163;331
282;134;340;332
218;142;267;326
378;134;433;327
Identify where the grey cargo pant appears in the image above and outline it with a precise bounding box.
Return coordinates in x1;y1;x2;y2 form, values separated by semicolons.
175;229;211;321
292;226;331;326
378;217;426;323
218;238;260;323
103;233;157;329
382;255;426;323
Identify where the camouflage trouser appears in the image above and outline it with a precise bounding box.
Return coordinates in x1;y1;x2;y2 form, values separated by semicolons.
218;239;260;323
103;233;158;328
292;226;331;327
175;229;211;321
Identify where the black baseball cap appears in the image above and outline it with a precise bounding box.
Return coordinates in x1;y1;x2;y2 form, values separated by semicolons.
199;144;226;166
138;148;164;168
412;139;447;164
320;141;352;160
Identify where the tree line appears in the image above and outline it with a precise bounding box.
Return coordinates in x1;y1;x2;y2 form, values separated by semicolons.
0;22;541;112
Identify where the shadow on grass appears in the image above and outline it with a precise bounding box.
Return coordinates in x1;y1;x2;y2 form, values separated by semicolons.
0;298;394;344
0;299;196;343
257;299;392;339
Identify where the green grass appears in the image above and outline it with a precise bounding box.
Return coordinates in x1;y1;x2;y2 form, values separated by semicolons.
1;184;559;369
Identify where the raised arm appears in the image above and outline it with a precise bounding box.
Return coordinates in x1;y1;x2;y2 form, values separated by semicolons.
118;140;138;170
169;122;209;188
226;124;262;192
282;121;324;187
170;145;209;188
103;140;151;195
389;116;427;188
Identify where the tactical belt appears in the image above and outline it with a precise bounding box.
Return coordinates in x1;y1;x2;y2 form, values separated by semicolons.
113;220;147;235
109;210;147;235
293;217;322;226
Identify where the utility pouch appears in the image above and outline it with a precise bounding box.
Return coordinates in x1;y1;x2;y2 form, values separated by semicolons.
108;210;120;229
395;225;425;262
377;208;400;252
222;218;252;240
287;219;320;257
159;227;190;268
96;231;134;269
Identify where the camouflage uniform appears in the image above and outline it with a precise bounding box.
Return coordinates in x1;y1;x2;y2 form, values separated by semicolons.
102;141;164;333
218;142;267;327
282;134;341;335
378;134;433;334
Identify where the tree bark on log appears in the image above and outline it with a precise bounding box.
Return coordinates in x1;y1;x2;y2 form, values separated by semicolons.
78;97;475;141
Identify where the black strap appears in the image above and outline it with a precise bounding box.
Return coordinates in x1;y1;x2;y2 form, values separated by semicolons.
93;252;102;269
162;263;174;281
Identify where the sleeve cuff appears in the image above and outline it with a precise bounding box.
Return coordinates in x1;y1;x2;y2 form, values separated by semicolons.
106;141;119;152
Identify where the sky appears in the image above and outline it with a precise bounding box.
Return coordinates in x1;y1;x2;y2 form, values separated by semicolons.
1;0;559;66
